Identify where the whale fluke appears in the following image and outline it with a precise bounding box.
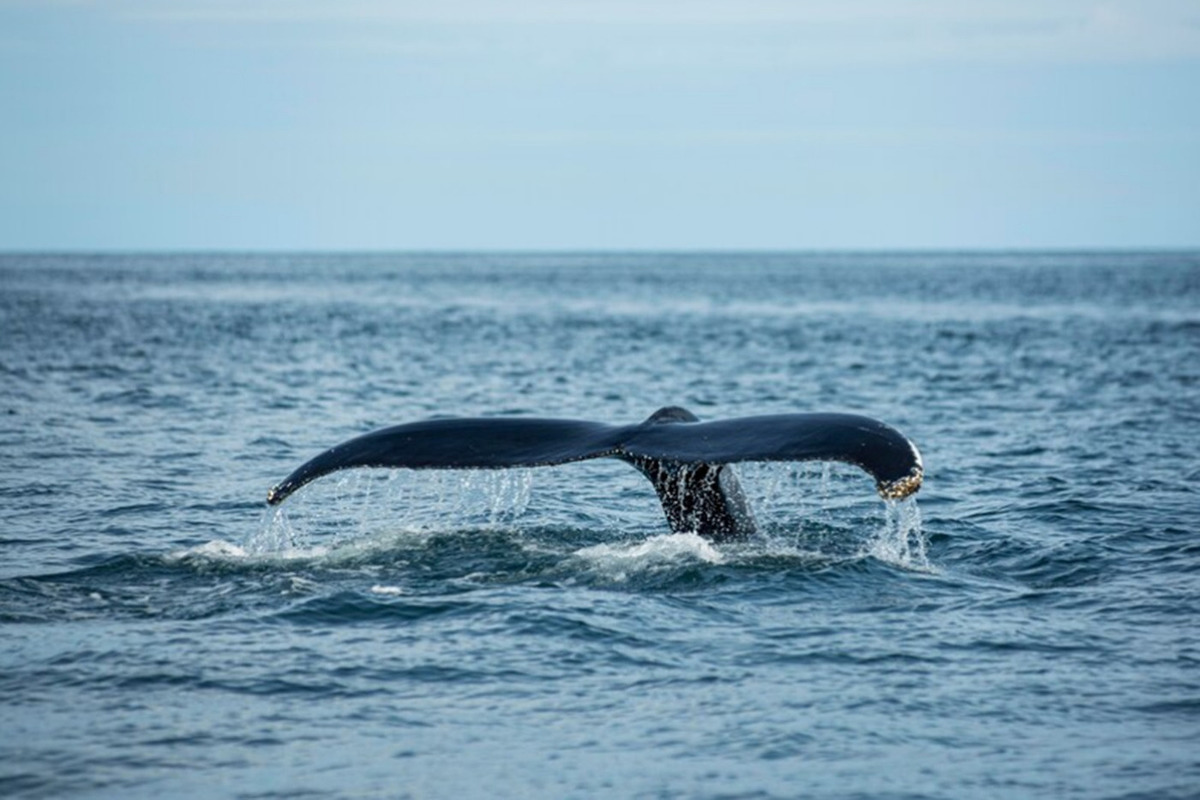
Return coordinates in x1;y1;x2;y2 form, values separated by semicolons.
266;407;923;541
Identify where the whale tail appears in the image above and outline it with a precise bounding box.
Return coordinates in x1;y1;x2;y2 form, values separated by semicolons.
266;406;922;540
621;407;756;541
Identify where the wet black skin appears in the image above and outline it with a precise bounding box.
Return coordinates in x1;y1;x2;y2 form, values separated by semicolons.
267;406;923;541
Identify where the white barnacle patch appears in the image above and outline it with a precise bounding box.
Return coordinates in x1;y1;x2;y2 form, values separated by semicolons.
877;437;924;499
878;466;923;500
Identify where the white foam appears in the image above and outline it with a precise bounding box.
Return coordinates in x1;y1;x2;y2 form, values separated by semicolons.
166;538;330;563
166;539;248;560
370;585;406;596
574;532;726;570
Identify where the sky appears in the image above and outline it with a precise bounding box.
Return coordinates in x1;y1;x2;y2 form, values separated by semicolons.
1;0;1198;250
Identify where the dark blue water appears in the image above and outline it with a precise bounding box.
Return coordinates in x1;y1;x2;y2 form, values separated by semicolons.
2;253;1198;799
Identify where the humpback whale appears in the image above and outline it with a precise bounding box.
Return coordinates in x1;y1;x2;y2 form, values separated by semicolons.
267;407;923;542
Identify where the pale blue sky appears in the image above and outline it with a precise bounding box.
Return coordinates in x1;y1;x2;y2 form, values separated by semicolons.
2;0;1198;250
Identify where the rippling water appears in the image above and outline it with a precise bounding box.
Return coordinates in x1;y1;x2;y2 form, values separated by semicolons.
2;252;1198;799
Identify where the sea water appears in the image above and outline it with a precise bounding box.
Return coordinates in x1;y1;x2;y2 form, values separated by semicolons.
1;252;1197;798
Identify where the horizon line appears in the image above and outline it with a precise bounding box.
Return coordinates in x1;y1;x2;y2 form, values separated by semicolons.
3;246;1199;257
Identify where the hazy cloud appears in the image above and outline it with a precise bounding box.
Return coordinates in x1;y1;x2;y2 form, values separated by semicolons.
4;0;1197;248
12;0;1200;68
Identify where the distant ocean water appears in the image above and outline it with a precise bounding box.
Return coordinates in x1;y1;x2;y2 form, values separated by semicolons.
1;252;1197;799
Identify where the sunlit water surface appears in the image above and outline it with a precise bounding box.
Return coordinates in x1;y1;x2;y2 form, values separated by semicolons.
2;253;1198;799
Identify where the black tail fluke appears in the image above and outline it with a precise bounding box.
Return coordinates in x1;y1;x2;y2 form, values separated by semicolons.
266;417;620;505
267;406;923;540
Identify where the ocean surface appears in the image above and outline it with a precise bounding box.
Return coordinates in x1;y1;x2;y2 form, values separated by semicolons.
1;252;1197;799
